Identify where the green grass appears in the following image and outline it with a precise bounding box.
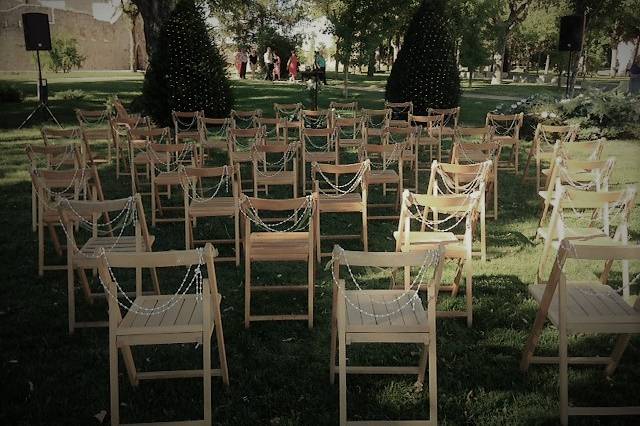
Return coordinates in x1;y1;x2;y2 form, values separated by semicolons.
1;72;639;425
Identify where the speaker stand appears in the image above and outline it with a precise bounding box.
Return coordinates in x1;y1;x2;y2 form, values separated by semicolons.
18;49;61;129
19;101;61;129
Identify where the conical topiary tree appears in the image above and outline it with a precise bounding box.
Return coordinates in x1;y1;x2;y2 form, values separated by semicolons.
385;0;460;114
142;0;233;126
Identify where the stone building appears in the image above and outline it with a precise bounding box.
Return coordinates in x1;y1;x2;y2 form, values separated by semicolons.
0;0;147;71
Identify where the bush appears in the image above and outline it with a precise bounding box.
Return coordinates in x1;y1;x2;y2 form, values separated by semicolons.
46;37;86;73
385;0;461;113
493;89;640;140
142;0;233;126
0;82;24;103
57;89;87;100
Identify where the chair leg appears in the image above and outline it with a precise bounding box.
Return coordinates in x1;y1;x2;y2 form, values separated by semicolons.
120;345;139;386
48;224;63;257
78;268;94;304
338;323;348;426
234;212;240;267
362;209;368;252
329;316;337;384
214;309;230;386
244;256;251;329
417;342;428;384
559;326;569;425
308;252;314;329
428;337;438;424
203;321;212;424
149;267;161;295
605;334;631;377
68;259;76;334
316;214;321;263
109;333;120;426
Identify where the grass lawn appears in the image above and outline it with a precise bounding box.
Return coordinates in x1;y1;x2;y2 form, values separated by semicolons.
0;72;639;425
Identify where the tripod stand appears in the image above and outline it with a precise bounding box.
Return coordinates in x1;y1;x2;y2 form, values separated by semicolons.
19;49;61;129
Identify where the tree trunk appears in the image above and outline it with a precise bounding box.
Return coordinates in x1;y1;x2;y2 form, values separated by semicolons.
468;69;473;87
367;51;375;77
131;0;178;57
610;42;619;77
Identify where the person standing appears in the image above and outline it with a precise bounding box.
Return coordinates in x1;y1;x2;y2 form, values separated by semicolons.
249;48;258;79
287;50;299;81
273;52;281;81
239;48;248;79
314;50;327;85
234;48;243;79
264;47;274;81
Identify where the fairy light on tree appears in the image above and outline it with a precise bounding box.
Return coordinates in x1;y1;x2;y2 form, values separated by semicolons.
385;0;461;114
142;0;233;126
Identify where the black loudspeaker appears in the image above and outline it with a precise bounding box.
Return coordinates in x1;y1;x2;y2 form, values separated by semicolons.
22;13;52;51
559;15;583;52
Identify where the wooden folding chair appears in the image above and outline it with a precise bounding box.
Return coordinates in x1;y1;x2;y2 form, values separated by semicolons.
428;106;460;160
521;124;578;191
227;126;265;192
485;112;523;172
252;141;299;197
361;108;391;143
29;165;89;276
97;244;229;425
274;103;303;143
181;164;241;265
450;140;501;220
230;109;262;129
521;239;640;425
426;160;492;261
312;160;370;261
198;115;232;157
148;141;197;226
538;156;616;226
395;190;481;326
127;126;172;196
109;116;151;179
301;126;338;194
112;97;145;122
329;101;358;119
410;113;444;170
384;125;420;191
562;138;605;160
335;116;363;152
240;194;317;328
27;142;81;232
330;246;445;426
58;195;158;334
256;116;281;143
358;142;406;220
535;182;636;293
172;110;203;144
80;127;112;165
385;100;414;126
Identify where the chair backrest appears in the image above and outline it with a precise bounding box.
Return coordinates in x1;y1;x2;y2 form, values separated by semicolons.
383;125;419;145
385;101;414;122
128;126;172;143
147;142;196;172
76;108;110;127
198;115;232;144
240;194;317;233
227;126;265;156
453;126;494;144
450;141;501;165
428;107;460;128
30;167;86;205
562;138;605;160
230;109;262;129
361;108;391;128
426;160;492;195
251;142;299;170
312;160;370;196
112;98;128;119
358;142;407;171
81;127;113;160
172;110;203;134
396;189;480;252
301;109;333;129
334;116;363;141
97;244;219;324
26;143;82;169
41;127;81;146
485;112;524;138
545;182;636;241
274;103;302;121
301;126;336;154
409;113;444;138
181;164;240;200
331;245;445;319
534;123;578;153
544;156;615;197
330;101;358;118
